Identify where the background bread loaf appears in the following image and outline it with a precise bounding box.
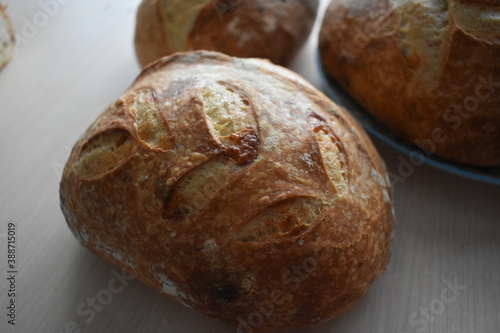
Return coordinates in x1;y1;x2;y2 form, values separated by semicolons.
135;0;319;67
320;0;500;166
0;5;14;70
60;51;393;331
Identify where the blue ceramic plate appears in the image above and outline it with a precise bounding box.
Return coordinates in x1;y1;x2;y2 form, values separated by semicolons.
317;53;500;185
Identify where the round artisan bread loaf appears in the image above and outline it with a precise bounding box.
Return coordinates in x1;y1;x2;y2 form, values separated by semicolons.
319;0;500;166
135;0;318;67
0;5;15;70
60;51;393;331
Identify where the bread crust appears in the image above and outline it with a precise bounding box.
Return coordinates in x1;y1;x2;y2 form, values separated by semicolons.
134;0;173;69
135;0;318;67
60;51;393;331
0;5;15;70
319;0;500;166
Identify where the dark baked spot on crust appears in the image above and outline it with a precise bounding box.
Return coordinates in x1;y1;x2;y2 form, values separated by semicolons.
214;0;238;14
224;128;259;165
210;284;240;305
162;201;192;221
155;180;170;204
188;269;241;309
122;172;133;183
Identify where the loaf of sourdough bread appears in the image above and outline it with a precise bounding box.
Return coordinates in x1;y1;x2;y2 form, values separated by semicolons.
60;51;393;331
320;0;500;166
135;0;318;67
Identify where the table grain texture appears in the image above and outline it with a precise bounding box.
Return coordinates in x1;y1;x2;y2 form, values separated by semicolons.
1;1;499;333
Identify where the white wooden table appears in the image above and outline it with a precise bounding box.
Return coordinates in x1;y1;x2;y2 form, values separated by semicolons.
1;1;499;332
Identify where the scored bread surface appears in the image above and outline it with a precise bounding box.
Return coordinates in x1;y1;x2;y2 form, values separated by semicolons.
60;51;393;331
320;0;500;166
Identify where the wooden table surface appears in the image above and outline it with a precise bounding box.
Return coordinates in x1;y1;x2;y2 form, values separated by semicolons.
1;1;499;332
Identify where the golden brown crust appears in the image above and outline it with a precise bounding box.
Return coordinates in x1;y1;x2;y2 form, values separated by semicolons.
135;0;318;67
319;0;500;166
134;0;173;68
60;51;393;331
0;4;15;70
